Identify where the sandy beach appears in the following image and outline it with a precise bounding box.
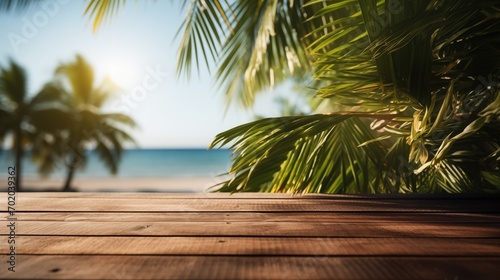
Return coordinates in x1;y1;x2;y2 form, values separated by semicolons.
1;176;227;193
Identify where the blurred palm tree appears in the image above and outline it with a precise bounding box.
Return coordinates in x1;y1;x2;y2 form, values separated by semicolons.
0;60;72;191
1;3;136;191
87;0;500;193
43;55;137;191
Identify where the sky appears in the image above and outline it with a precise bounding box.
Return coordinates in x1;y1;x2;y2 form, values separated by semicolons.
0;0;296;148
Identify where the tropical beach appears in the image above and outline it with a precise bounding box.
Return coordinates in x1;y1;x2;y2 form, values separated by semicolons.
15;177;221;193
1;1;497;193
0;148;232;192
1;0;499;279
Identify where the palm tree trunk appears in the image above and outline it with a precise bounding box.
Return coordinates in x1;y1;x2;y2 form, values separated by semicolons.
14;128;23;192
63;156;77;191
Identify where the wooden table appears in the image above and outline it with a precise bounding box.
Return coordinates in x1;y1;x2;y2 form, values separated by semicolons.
1;193;499;279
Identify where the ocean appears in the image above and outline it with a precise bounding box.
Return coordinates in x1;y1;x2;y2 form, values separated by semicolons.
0;149;233;179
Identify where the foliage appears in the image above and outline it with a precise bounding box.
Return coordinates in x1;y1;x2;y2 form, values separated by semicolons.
0;0;40;12
0;55;136;191
87;0;500;193
207;0;500;193
35;55;137;191
84;0;127;32
0;60;72;191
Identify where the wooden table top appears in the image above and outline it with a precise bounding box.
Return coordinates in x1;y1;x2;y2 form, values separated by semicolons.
1;192;499;279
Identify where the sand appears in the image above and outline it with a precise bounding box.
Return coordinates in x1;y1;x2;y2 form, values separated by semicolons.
1;176;228;193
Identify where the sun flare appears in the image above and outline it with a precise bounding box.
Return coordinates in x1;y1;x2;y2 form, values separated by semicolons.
101;59;137;88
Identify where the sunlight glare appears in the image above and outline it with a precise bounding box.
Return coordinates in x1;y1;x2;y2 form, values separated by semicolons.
101;59;138;89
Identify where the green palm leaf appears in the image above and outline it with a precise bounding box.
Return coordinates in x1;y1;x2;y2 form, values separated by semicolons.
84;0;127;32
211;114;388;193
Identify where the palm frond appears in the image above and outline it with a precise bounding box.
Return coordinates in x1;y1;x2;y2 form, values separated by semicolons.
56;54;96;106
176;0;233;77
92;120;137;174
179;0;315;107
84;0;127;32
0;0;41;13
211;114;388;193
0;60;28;104
100;113;137;128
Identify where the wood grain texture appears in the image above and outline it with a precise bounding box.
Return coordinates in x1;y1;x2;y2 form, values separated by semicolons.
1;256;499;280
2;236;499;256
4;192;499;199
2;221;500;237
3;212;500;223
3;197;500;212
1;193;499;279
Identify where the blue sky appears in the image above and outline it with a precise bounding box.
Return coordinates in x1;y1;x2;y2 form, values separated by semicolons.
0;0;295;148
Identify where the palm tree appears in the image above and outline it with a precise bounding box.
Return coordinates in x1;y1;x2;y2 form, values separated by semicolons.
213;0;500;193
0;60;72;191
51;55;136;191
85;0;500;193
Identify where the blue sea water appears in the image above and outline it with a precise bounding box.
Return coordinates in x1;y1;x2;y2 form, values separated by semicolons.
0;149;233;179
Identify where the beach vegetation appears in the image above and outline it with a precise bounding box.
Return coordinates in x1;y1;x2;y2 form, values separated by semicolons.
0;60;73;191
86;0;500;193
0;55;136;191
39;55;137;191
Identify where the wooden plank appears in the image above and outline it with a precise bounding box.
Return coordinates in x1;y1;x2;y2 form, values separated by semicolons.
2;193;299;199
5;192;500;200
1;193;498;279
2;236;499;256
3;212;500;223
5;197;500;212
2;221;499;237
1;256;499;279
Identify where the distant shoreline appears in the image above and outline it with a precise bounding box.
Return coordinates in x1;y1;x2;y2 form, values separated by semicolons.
0;147;231;152
1;149;233;185
0;176;228;193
